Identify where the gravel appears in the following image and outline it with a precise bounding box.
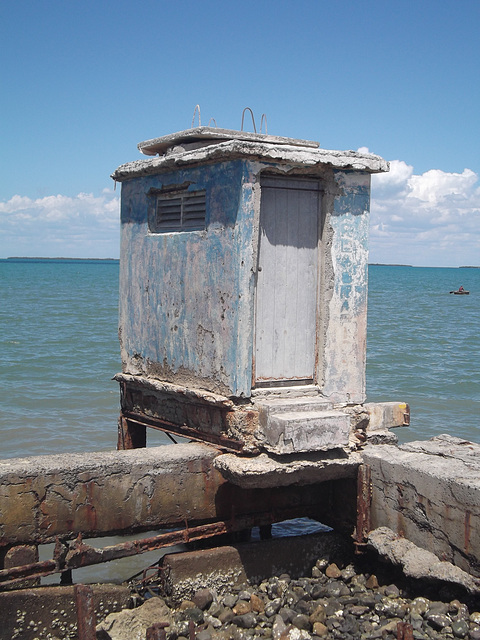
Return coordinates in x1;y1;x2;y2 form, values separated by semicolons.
130;556;480;639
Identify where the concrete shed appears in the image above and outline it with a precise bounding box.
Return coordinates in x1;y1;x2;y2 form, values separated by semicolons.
112;126;390;455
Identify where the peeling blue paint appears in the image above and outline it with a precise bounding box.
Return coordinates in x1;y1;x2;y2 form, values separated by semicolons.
119;152;376;403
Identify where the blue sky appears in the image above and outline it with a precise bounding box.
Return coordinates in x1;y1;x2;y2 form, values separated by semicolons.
1;0;479;266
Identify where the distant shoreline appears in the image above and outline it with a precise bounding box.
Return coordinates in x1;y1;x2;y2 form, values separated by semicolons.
4;257;119;263
2;258;478;268
369;263;479;269
369;263;413;267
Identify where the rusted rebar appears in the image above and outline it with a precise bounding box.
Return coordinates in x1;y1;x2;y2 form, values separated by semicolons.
75;584;97;640
146;622;169;640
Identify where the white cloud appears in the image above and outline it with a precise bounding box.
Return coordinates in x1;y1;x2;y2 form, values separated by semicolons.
368;153;480;267
2;161;479;266
0;190;120;258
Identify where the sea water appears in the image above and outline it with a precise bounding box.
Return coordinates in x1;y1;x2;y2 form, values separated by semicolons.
1;260;478;458
0;259;478;582
367;264;479;443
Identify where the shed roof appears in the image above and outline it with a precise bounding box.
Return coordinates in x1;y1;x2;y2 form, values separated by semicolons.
112;128;389;182
138;127;319;156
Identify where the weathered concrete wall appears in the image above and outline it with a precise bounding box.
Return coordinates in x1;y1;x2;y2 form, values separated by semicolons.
159;532;352;603
363;435;480;577
0;444;222;546
119;160;257;398
0;444;356;548
0;584;130;640
322;171;371;403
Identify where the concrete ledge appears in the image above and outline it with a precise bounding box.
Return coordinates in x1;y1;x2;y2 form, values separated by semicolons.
214;451;361;489
0;443;357;550
365;401;410;430
159;532;352;603
363;435;480;577
0;444;223;545
0;584;130;640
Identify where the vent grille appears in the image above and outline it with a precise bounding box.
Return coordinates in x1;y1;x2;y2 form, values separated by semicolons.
154;190;206;232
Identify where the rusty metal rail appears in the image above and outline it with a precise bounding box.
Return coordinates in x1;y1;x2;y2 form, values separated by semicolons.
0;507;315;589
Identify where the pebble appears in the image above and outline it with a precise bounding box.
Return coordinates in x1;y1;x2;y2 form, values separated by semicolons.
132;558;480;640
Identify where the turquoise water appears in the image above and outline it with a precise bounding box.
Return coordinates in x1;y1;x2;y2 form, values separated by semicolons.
0;261;478;459
367;265;479;443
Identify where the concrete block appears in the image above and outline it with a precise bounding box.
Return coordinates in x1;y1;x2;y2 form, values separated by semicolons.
365;402;410;430
0;584;130;640
159;532;352;603
214;451;361;489
363;435;480;576
260;409;350;454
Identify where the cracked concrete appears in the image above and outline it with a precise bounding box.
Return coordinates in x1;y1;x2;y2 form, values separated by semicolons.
368;526;480;594
363;435;480;577
0;444;223;545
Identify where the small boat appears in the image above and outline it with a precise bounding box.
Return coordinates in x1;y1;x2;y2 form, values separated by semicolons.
450;289;470;295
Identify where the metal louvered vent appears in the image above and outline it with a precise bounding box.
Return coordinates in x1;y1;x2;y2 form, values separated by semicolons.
154;190;206;232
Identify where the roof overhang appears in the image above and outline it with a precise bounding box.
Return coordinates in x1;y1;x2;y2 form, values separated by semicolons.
112;128;389;182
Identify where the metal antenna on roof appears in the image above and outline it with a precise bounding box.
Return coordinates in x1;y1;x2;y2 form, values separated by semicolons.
259;114;268;135
241;107;256;133
207;118;217;128
191;105;201;128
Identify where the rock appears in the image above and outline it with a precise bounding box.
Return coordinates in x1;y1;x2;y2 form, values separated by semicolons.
179;607;204;624
272;614;287;640
451;618;469;638
341;564;356;581
291;613;310;631
348;604;370;616
312;621;328;636
426;612;452;630
250;593;265;613
218;607;234;624
410;596;430;616
278;606;296;623
365;574;379;589
96;597;172;640
233;600;251;615
309;604;326;624
232;612;257;629
222;594;237;608
193;588;214;610
325;563;342;579
264;597;282;617
383;583;401;598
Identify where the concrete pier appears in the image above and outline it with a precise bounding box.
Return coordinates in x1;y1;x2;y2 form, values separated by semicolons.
0;443;358;583
363;434;480;577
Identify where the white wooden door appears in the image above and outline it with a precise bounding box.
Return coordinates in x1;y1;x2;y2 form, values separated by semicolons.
255;176;322;384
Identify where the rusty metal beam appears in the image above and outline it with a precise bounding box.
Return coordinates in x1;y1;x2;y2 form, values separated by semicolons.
122;410;245;452
0;507;322;588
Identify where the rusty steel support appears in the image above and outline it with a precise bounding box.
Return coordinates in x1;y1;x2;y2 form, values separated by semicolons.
122;410;245;452
117;414;147;450
397;621;413;640
354;463;372;553
146;622;170;640
0;507;318;588
75;584;97;640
